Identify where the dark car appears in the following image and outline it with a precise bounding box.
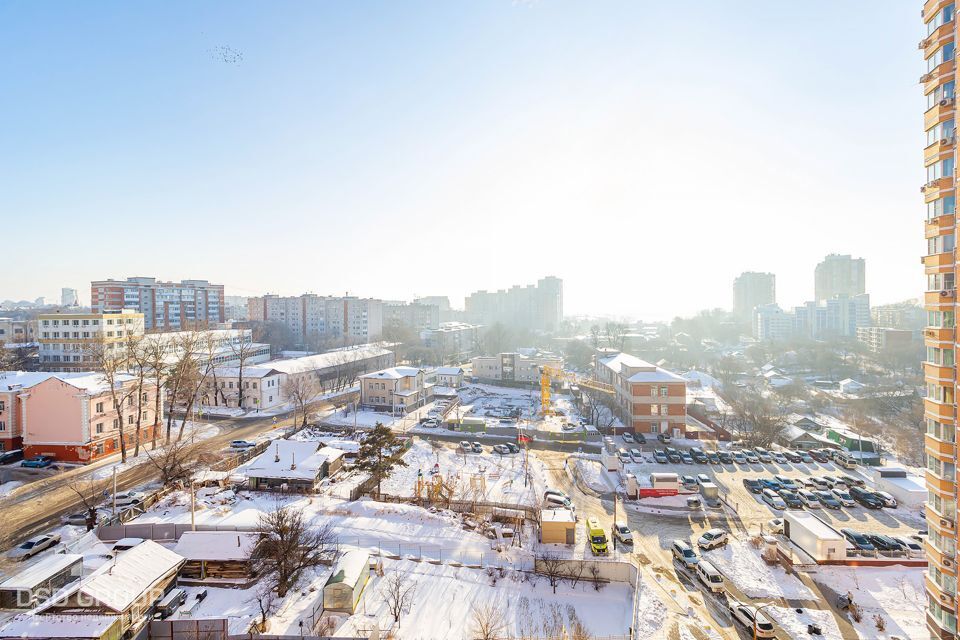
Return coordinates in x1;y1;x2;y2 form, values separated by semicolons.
691;449;708;464
841;474;866;488
758;478;783;492
657;433;672;443
841;529;876;551
666;448;682;463
680;451;694;464
707;451;721;464
653;450;669;464
506;442;520;454
850;486;883;509
815;490;842;509
808;450;828;463
742;478;763;494
0;449;23;465
635;433;647;445
718;451;734;464
866;534;903;552
783;450;802;463
777;490;804;509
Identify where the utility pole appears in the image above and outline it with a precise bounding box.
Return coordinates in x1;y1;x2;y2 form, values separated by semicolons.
190;480;196;531
112;466;117;516
612;491;617;552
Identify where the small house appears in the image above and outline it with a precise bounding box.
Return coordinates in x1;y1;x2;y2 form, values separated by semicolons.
838;378;865;394
777;425;838;452
791;416;823;432
434;366;464;389
540;508;576;544
173;531;260;584
0;554;84;609
245;441;335;492
322;550;371;614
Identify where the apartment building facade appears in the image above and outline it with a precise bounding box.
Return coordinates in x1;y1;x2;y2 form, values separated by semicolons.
470;352;562;384
247;294;384;345
421;322;481;363
91;277;225;330
383;302;440;331
732;272;776;322
594;352;686;438
922;2;960;636
814;254;866;302
37;310;144;372
0;371;162;462
359;366;431;414
0;317;35;345
464;276;563;333
856;326;914;354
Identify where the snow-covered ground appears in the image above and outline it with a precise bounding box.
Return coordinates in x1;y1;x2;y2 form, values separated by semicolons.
90;420;220;480
767;605;842;640
702;539;813;600
572;457;614;493
813;565;926;640
0;480;24;497
334;558;636;640
379;440;546;506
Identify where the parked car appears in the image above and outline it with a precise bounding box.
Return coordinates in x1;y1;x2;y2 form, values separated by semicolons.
690;448;708;464
110;491;146;507
505;442;520;454
774;475;799;491
618;449;632;464
630;448;643;462
718;451;734;464
613;522;633;545
894;536;924;557
841;528;876;551
0;449;23;465
783;450;802;463
657;433;672;443
770;451;787;464
767;518;784;534
728;599;775;638
776;490;803;509
492;444;510;455
797;490;821;508
808;450;829;463
671;540;699;568
758;478;782;492
762;489;787;510
755;449;772;463
697;528;728;550
831;488;856;507
840;474;866;488
696;559;725;593
815;490;842;509
800;452;815;463
742;478;763;494
707;451;720;464
850;486;883;509
680;451;694;465
807;477;829;490
471;442;483;453
634;433;647;445
822;475;847;489
64;510;104;527
653;449;668;463
622;432;635;443
7;533;61;560
680;475;697;490
732;451;747;464
874;491;898;508
230;439;256;450
544;489;570;502
459;440;472;452
742;450;759;464
866;534;903;552
421;418;440;428
666;448;682;463
21;455;54;468
696;474;711;486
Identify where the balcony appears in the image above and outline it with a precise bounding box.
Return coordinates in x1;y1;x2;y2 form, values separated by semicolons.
924;251;957;269
927;289;957;305
923;23;956;57
924;60;957;93
923;176;956;200
926;361;958;381
925;326;957;342
924;0;954;20
927;213;957;238
928;468;959;494
928;432;959;456
926;135;957;164
927;96;957;131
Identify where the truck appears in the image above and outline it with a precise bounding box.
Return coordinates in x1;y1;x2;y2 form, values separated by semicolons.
625;472;679;499
586;517;608;555
699;482;720;507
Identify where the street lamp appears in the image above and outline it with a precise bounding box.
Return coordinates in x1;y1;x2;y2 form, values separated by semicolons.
752;601;776;640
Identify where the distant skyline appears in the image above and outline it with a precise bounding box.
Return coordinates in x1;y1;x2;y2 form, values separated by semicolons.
1;2;923;320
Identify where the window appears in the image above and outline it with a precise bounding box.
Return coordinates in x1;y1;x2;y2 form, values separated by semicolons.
929;310;957;327
927;157;955;182
95;423;104;434
927;118;955;146
928;346;956;366
127;396;133;406
113;418;119;428
929;80;956;109
659;386;668;396
928;233;956;255
142;393;148;402
142;411;148;420
252;382;258;389
0;401;4;411
928;42;956;72
127;415;134;425
928;271;956;291
0;421;5;432
928;3;956;35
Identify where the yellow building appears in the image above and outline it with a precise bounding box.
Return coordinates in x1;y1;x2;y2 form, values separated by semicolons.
922;1;960;636
37;310;144;372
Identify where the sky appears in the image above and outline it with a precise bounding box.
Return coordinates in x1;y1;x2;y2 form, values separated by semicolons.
0;1;924;320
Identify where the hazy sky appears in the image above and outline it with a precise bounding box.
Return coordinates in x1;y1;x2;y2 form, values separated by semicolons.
0;1;923;320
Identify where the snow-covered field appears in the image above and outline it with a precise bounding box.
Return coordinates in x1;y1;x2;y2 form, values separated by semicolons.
572;457;614;493
334;558;636;640
703;539;813;600
813;565;926;639
379;440;546;506
767;605;842;640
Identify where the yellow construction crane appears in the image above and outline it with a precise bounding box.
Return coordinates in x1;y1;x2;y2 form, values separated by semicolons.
539;366;614;415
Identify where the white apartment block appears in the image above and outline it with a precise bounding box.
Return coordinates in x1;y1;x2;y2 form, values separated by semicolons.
470;352;562;384
248;294;383;344
37;310;144;372
91;277;225;331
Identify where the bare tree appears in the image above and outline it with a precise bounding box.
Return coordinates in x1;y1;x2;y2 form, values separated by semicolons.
84;337;136;462
536;551;567;594
470;602;507;640
228;333;261;411
124;332;149;457
726;387;788;448
142;437;207;486
566;605;593;640
250;580;277;633
283;368;316;427
381;568;417;625
67;476;109;530
138;334;171;450
253;504;339;597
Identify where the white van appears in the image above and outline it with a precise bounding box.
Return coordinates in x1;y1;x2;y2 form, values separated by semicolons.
696;559;724;593
544;494;575;511
835;451;857;470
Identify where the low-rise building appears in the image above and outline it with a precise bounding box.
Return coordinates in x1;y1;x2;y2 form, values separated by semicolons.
421;322;481;363
540;508;576;544
0;371;162;462
595;351;687;438
360;366;431;414
173;531;260;584
323;550;371;614
245;440;342;492
470;352;562;384
433;366;464;389
0;554;84;609
37;310;144;372
856;326;914;354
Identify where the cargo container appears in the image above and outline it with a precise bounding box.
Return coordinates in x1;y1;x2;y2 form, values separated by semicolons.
783;510;847;563
625;472;679;498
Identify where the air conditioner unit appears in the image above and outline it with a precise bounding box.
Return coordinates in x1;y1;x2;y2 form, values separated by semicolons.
922;72;934;82
942;290;953;297
946;558;954;568
921;39;930;50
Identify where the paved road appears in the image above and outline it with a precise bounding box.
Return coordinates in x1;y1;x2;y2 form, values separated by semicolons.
0;404;333;550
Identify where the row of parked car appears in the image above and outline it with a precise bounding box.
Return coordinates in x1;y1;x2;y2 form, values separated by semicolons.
743;473;898;511
645;444;846;468
457;440;521;455
839;528;925;555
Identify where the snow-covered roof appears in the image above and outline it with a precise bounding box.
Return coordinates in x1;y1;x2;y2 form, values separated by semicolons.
0;554;82;590
56;372;137;394
682;370;721;390
261;344;393;375
245;441;327;481
210;366;280;379
0;614;120;639
67;540;183;612
598;353;684;383
173;531;259;561
360;366;422;380
316;446;346;463
321;439;360;454
541;508;575;523
0;371;88;392
325;550;369;588
435;366;463;376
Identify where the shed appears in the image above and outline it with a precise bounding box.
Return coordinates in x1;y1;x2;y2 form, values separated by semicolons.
322;550;371;614
540;508;576;545
0;614;122;640
173;531;260;583
777;425;836;451
316;446;346;476
0;554;84;609
245;441;330;492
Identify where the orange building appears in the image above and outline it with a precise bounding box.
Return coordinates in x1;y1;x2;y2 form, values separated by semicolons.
594;352;686;438
922;1;960;636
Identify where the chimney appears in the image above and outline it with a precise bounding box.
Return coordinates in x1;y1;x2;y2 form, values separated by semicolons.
274;444;280;463
290;452;296;471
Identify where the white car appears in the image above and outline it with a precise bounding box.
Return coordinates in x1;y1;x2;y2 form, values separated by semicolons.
697;528;728;550
110;491;146;507
831;488;856;507
874;491;898;508
7;533;61;560
613;522;633;545
767;518;784;534
761;489;787;510
459;440;473;452
797;489;821;508
771;451;787;464
728;599;776;638
229;439;256;449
